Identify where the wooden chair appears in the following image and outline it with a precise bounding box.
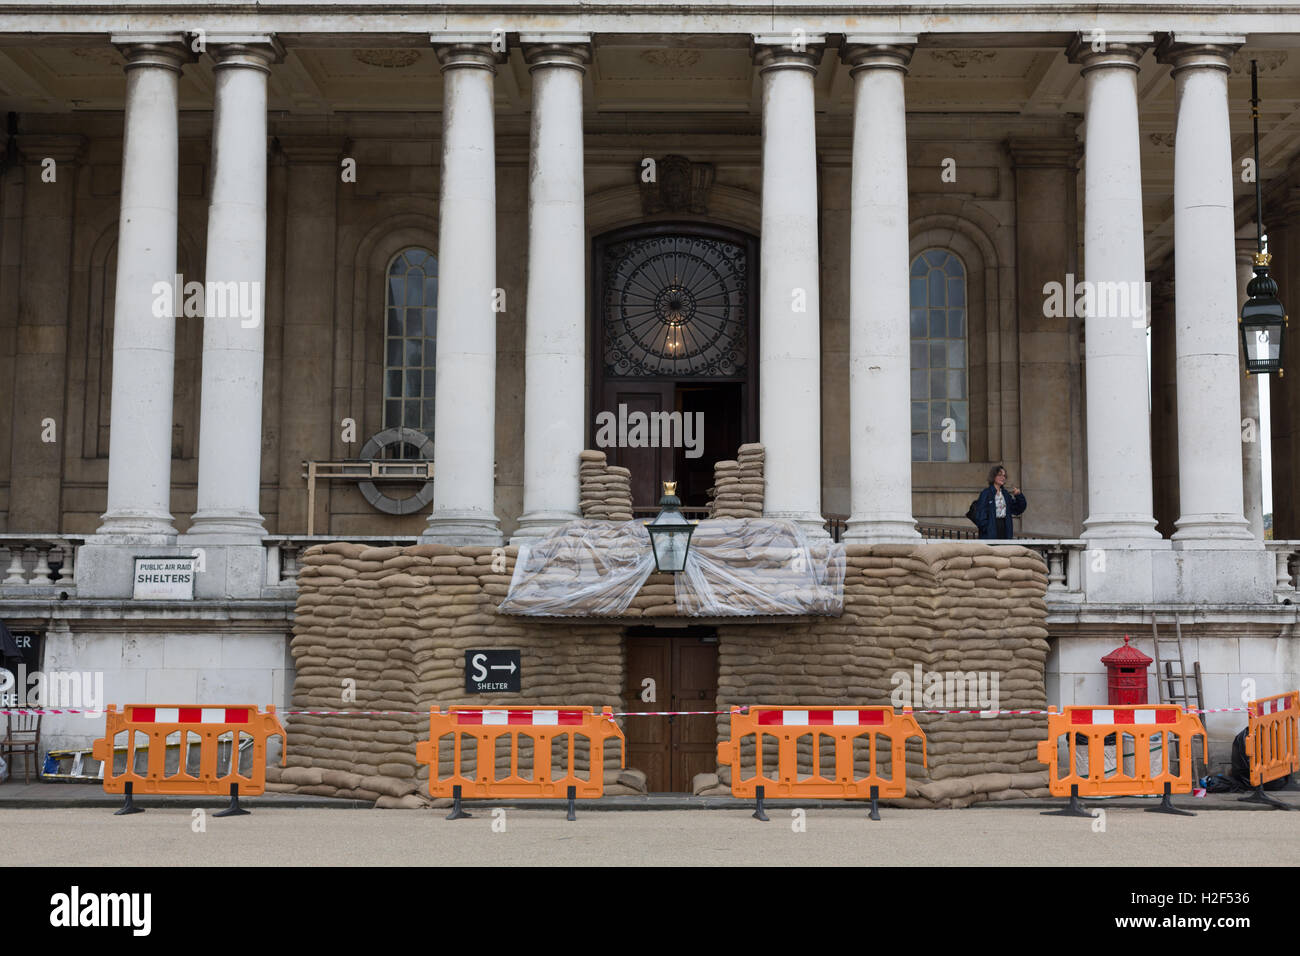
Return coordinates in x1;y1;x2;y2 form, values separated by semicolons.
1;711;41;784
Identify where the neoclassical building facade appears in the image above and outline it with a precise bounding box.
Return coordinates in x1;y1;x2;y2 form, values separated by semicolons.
3;3;1300;766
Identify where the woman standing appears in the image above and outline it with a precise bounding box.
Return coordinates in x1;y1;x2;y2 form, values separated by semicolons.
975;464;1026;540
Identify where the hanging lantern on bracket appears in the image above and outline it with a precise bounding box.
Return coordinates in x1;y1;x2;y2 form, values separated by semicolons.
1240;59;1288;376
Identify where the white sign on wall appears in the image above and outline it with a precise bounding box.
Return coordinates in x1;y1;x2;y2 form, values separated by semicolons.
133;556;196;600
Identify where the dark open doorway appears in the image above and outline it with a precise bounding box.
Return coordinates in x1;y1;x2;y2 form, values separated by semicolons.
592;224;758;509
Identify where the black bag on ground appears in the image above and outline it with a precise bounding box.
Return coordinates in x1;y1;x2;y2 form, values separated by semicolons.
1231;726;1290;790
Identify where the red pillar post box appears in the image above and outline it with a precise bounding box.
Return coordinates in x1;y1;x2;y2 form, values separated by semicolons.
1101;635;1153;706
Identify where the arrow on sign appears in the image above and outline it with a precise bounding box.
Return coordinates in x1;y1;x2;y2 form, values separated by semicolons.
490;662;517;674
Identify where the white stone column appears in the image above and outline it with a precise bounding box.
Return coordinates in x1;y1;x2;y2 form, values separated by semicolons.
512;38;591;543
1157;35;1255;547
423;40;503;545
98;36;193;539
1068;35;1163;546
187;37;282;542
1237;236;1266;539
754;36;827;536
841;38;920;543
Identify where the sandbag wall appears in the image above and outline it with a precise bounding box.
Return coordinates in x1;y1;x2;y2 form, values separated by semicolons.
276;542;628;807
279;538;1052;808
707;542;1052;807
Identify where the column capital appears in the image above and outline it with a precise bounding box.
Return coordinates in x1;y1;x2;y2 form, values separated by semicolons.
433;40;506;72
753;35;825;73
840;35;916;73
1067;33;1152;72
110;33;196;73
1006;137;1082;168
520;37;592;72
207;35;284;73
1156;33;1244;72
14;133;86;165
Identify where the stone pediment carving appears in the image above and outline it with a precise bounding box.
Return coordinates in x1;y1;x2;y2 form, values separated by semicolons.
639;154;715;216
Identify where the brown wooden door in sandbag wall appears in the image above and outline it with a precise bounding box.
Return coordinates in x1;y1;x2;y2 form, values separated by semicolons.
622;629;719;792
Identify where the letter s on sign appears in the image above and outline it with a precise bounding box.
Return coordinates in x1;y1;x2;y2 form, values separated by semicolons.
471;653;488;683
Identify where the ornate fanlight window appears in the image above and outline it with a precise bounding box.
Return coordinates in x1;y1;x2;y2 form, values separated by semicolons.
602;235;748;378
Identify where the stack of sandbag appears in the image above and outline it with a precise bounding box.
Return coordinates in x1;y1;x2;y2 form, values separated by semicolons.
279;540;641;805
710;443;764;518
707;541;1053;807
578;450;634;521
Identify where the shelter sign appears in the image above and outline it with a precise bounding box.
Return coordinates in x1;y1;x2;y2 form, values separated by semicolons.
465;650;522;694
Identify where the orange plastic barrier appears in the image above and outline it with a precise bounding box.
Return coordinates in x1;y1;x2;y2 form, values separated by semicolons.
91;704;286;817
1036;705;1205;817
415;706;626;820
1241;691;1298;809
716;706;927;820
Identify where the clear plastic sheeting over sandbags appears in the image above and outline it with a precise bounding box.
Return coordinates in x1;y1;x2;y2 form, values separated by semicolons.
674;518;845;616
497;517;844;617
497;519;656;616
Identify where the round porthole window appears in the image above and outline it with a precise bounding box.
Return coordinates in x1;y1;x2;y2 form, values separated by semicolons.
357;427;435;515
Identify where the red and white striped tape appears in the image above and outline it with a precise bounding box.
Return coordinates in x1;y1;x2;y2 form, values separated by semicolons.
917;709;1051;715
129;707;250;724
1069;708;1178;725
453;709;586;726
0;704;1268;718
755;709;887;726
1257;696;1293;716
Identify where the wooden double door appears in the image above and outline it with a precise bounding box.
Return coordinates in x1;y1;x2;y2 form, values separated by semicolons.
622;629;720;792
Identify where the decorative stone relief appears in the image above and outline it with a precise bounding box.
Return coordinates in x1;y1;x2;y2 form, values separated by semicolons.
639;154;715;216
352;49;423;68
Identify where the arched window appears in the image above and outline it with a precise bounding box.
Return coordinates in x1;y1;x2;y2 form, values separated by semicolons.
384;247;437;455
909;249;968;462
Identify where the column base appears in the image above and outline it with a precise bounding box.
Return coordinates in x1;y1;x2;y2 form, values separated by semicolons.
843;513;921;544
183;512;267;546
762;510;832;541
509;509;581;545
74;539;186;598
422;509;504;547
1172;515;1259;549
1081;513;1167;549
96;511;178;540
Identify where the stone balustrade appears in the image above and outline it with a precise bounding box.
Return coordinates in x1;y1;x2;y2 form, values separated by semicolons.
1265;540;1300;602
0;535;83;590
1016;539;1086;602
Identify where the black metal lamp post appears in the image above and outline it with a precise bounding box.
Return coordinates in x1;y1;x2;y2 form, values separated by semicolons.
645;481;696;573
1241;60;1288;376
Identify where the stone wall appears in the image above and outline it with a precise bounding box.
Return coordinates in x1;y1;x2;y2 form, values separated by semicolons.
279;537;1051;807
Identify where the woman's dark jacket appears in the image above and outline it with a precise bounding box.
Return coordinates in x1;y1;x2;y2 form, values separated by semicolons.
975;485;1026;540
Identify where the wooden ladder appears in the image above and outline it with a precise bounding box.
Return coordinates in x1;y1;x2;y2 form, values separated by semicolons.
1150;613;1206;780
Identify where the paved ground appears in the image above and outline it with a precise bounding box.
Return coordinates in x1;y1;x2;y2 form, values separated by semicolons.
2;804;1296;866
